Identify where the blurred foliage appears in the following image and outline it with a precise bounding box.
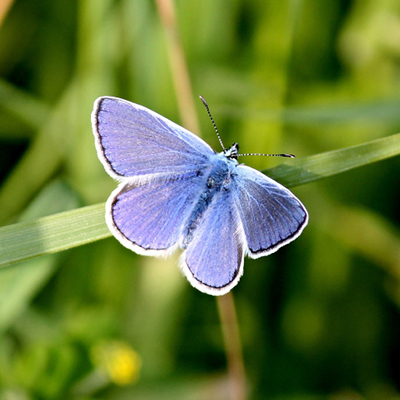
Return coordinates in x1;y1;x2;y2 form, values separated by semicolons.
1;0;400;399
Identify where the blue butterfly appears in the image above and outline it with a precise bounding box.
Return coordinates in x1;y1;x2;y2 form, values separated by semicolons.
92;96;308;296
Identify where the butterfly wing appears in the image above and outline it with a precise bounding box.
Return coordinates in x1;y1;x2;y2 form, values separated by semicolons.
92;96;215;181
181;188;245;296
107;173;210;257
232;165;308;258
92;96;216;256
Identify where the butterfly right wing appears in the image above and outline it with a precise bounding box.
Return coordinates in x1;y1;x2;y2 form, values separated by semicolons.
92;96;215;182
232;165;308;258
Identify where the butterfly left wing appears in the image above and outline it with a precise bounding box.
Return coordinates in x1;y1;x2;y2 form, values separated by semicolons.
92;96;215;182
231;165;308;258
107;171;210;257
181;188;245;296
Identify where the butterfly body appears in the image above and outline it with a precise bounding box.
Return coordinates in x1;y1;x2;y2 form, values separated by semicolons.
92;96;308;295
182;150;237;245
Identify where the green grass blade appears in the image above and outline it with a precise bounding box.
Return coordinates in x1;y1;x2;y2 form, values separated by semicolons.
266;132;400;187
0;78;50;133
0;180;80;331
1;132;399;268
0;203;110;268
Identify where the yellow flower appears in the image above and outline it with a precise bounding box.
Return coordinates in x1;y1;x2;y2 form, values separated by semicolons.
91;341;141;385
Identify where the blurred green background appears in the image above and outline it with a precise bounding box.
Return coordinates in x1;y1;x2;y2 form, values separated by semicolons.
1;0;400;399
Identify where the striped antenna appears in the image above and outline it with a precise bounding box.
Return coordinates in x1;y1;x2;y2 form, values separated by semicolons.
199;95;226;151
238;152;295;158
199;95;295;159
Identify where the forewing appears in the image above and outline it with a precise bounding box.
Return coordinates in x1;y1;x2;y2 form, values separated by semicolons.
181;190;245;296
92;96;215;180
232;165;308;257
107;174;207;256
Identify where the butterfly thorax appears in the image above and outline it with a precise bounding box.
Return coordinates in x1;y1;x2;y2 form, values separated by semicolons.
181;154;237;249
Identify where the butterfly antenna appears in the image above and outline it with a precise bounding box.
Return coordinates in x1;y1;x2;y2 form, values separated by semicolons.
199;95;226;151
238;152;296;158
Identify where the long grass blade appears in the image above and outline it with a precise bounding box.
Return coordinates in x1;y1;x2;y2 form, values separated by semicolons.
1;132;399;268
0;203;109;268
266;132;400;187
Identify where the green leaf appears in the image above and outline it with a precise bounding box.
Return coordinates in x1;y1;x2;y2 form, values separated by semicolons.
266;132;400;187
0;181;81;331
0;203;110;268
1;132;400;269
0;77;50;133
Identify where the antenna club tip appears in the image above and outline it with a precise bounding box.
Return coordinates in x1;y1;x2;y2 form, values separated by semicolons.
199;95;208;107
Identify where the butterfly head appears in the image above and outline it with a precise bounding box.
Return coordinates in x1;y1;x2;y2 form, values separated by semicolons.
224;142;239;160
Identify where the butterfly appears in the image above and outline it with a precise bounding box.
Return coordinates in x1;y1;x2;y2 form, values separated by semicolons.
92;96;308;296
